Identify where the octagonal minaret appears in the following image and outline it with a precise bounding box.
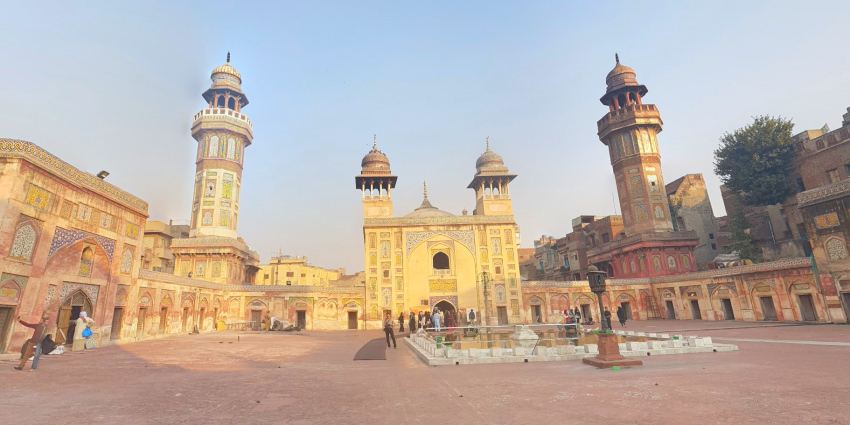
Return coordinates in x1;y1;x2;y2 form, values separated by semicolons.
597;54;673;236
189;52;253;239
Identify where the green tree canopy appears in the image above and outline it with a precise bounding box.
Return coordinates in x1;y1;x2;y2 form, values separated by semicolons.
714;116;795;206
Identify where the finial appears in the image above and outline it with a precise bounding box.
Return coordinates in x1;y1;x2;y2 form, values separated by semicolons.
423;181;428;198
373;134;377;150
486;136;490;151
227;52;231;63
615;53;619;64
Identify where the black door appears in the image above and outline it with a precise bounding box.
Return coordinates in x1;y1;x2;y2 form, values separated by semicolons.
621;302;632;320
110;308;124;340
136;308;146;339
348;311;358;330
690;300;702;320
760;297;777;321
531;305;542;323
798;295;817;321
297;311;306;329
0;307;12;353
67;306;82;343
665;301;676;319
250;310;262;331
843;293;850;323
580;304;592;322
497;307;508;325
721;299;735;320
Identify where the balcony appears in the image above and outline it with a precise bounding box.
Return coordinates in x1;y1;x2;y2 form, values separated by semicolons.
586;231;699;258
597;104;662;139
192;108;253;138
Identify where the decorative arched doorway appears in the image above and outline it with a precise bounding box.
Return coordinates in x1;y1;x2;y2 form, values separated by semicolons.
57;291;93;345
434;300;456;326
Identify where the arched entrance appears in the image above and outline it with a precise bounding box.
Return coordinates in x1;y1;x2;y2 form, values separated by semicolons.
434;300;456;326
57;291;93;345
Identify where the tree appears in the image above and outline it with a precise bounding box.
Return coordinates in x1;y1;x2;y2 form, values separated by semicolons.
714;116;796;206
723;207;763;263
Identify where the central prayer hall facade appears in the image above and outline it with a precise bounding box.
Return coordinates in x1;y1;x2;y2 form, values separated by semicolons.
357;138;522;328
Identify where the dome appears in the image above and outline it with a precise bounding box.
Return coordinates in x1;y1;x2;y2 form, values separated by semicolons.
360;137;391;173
403;182;455;218
475;137;508;173
605;54;639;93
211;53;242;84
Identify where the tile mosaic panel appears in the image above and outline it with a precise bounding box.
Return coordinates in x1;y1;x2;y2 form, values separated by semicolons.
49;227;116;260
25;185;51;211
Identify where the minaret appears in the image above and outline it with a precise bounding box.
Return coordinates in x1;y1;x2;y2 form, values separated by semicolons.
597;55;673;235
355;135;396;218
468;137;517;216
189;52;253;239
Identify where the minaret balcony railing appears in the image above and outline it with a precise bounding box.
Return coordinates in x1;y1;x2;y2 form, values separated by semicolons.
597;104;661;137
193;108;253;130
480;194;510;201
365;195;390;201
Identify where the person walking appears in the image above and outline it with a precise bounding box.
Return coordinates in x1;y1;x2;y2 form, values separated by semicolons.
424;311;431;329
468;308;476;325
418;311;424;329
603;307;612;330
73;311;94;351
15;313;48;371
432;309;441;332
574;308;582;324
617;306;628;327
397;311;405;333
408;312;415;335
383;313;396;349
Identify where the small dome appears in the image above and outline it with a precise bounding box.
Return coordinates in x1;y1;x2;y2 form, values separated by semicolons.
361;137;391;173
475;137;508;173
605;54;639;93
211;53;242;84
403;182;455;218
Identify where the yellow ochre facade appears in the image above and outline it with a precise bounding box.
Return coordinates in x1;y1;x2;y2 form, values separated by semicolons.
357;138;522;329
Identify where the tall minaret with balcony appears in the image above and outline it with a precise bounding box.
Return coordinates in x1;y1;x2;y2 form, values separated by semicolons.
468;138;517;216
189;52;253;239
356;136;397;218
597;55;673;236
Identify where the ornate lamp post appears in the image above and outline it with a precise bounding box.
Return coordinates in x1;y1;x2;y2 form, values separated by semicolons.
477;271;492;326
587;265;609;333
582;265;643;369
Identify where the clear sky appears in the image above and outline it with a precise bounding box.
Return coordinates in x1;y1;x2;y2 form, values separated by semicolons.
3;1;849;273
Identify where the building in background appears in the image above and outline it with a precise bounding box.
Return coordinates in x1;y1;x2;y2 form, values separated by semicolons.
258;254;344;286
666;174;719;267
142;220;189;273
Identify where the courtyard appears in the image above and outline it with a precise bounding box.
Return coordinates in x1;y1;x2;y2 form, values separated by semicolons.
1;321;849;424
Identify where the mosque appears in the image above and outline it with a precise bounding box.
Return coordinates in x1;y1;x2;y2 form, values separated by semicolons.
0;54;840;356
357;136;521;327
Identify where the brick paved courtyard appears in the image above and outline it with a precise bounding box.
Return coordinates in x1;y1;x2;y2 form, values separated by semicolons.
1;321;849;424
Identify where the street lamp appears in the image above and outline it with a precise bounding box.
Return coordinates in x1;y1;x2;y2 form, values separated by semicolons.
582;264;643;368
477;271;492;326
587;265;609;332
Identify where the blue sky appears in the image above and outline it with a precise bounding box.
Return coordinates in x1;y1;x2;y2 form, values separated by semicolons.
2;1;849;272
